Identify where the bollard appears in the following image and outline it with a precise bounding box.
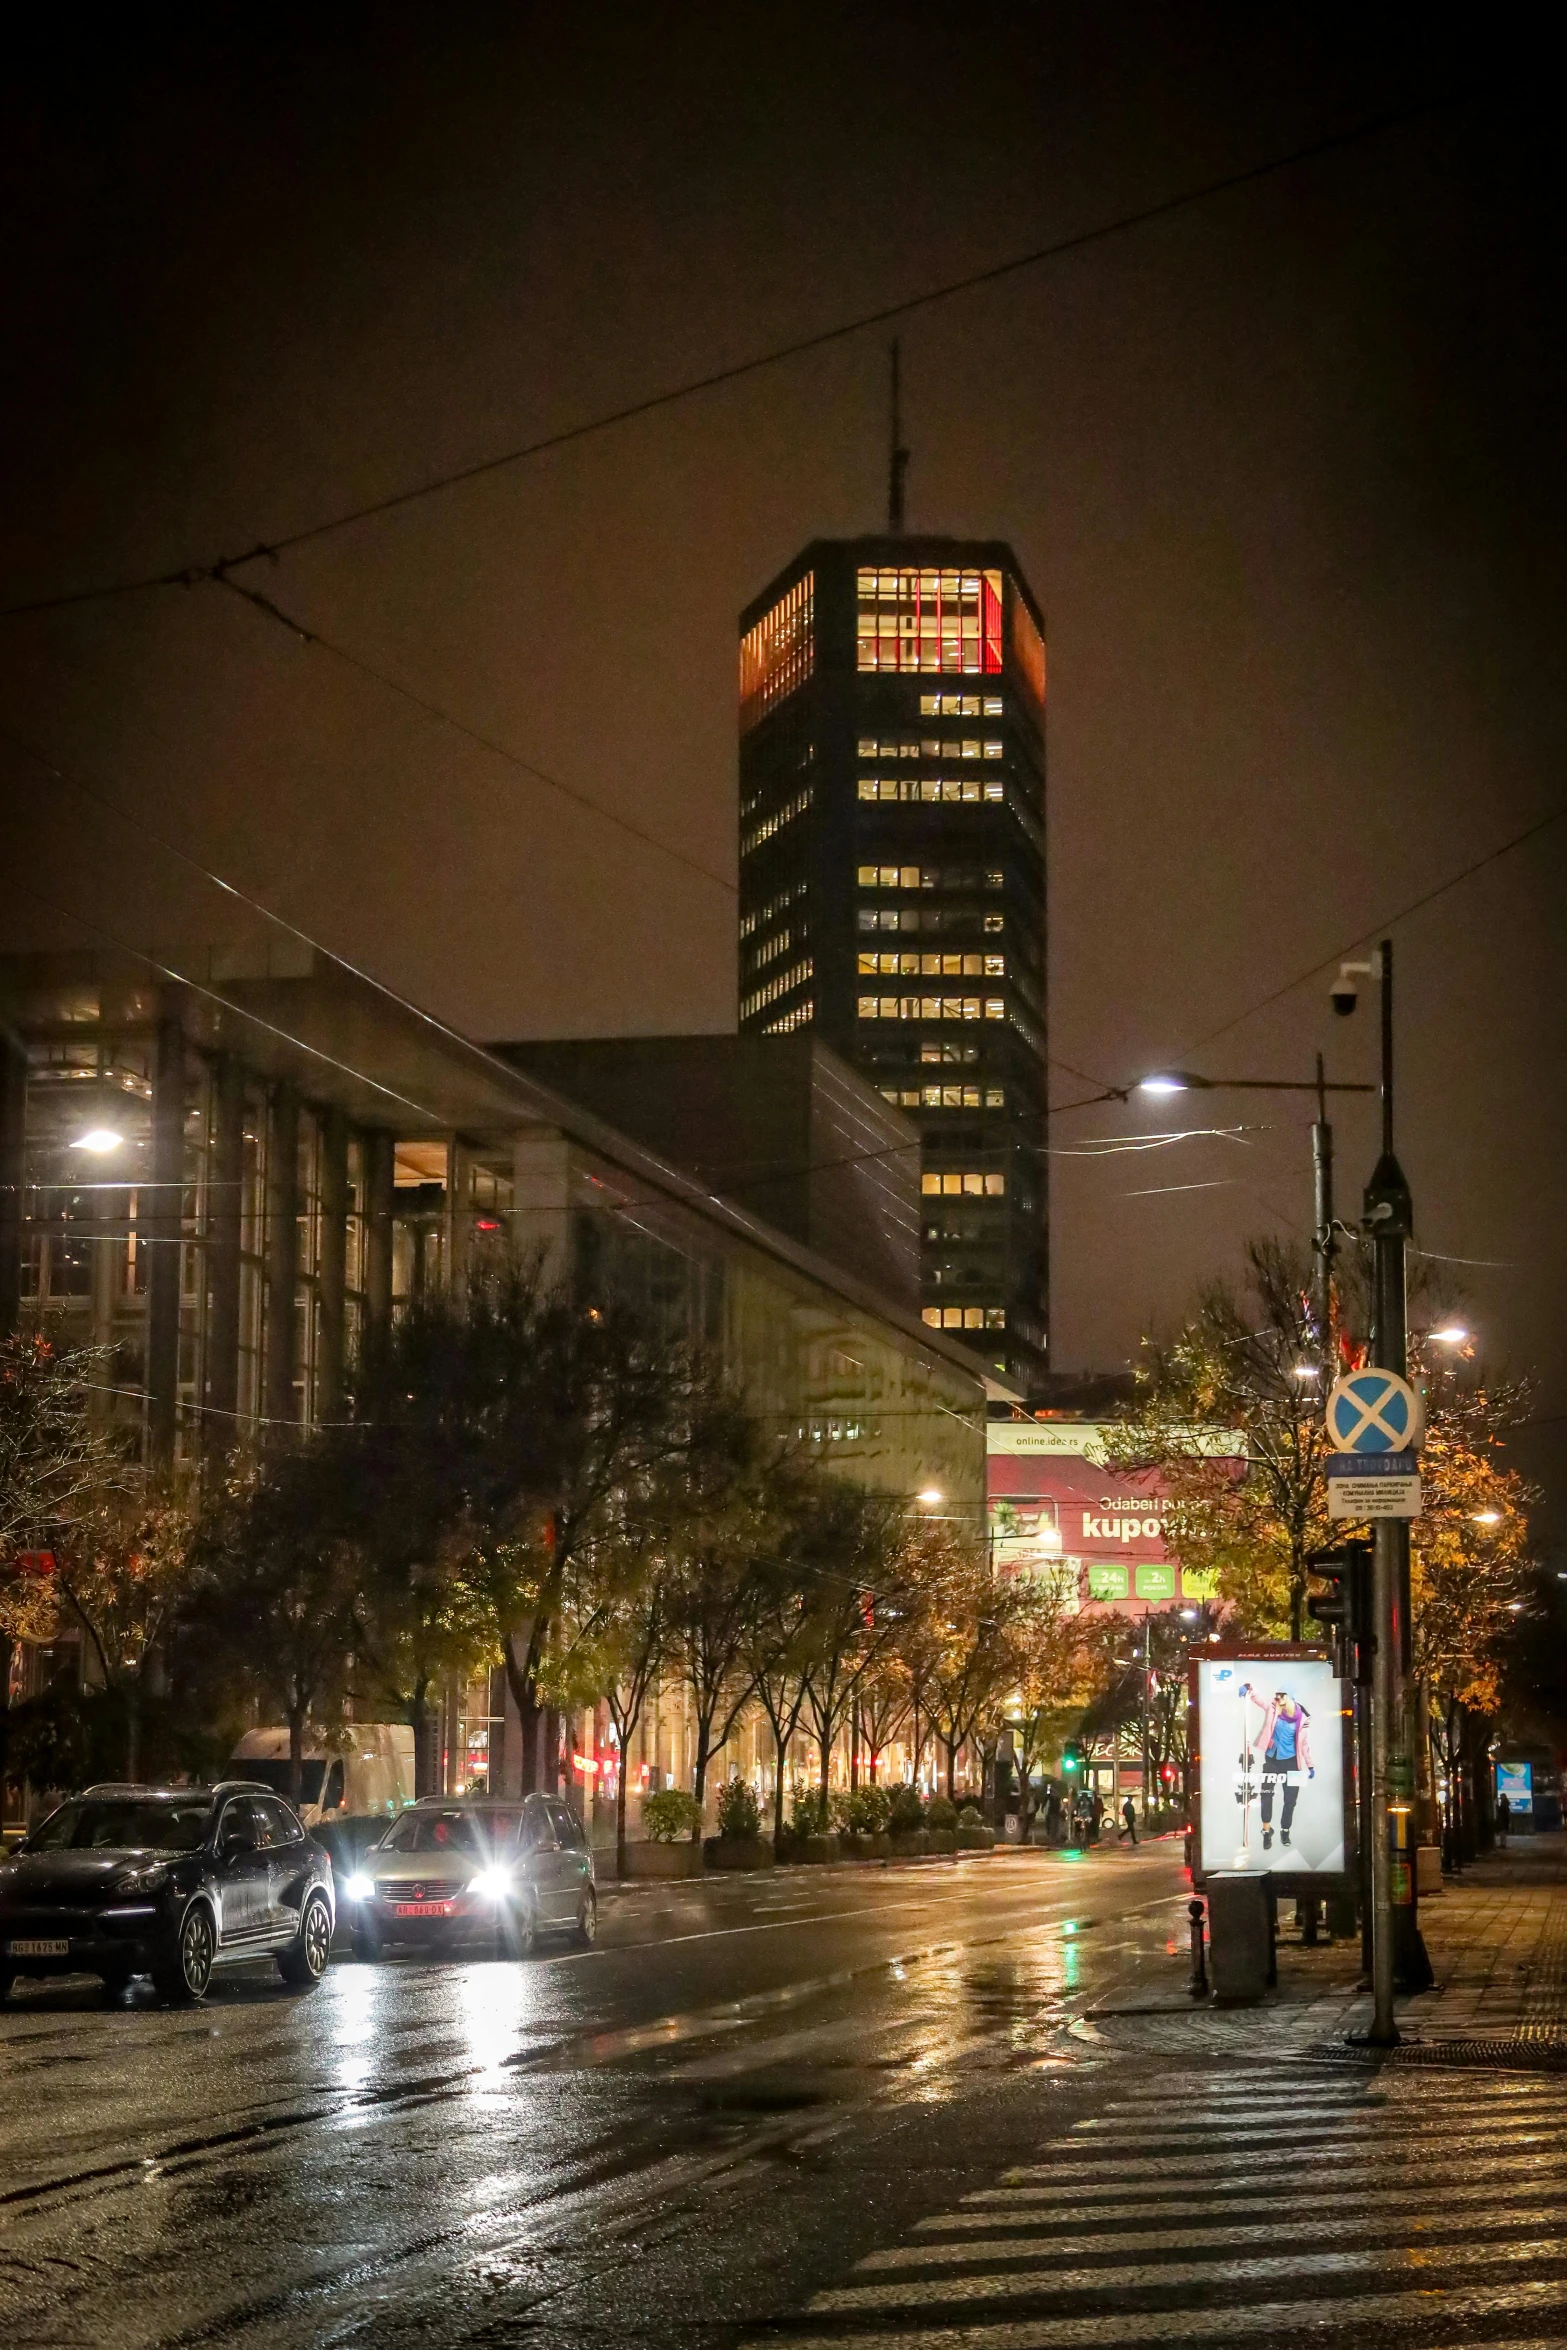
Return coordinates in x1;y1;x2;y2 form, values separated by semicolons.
1188;1896;1208;1999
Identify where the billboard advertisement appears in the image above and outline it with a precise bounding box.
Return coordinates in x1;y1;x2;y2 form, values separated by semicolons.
1496;1761;1533;1816
1196;1654;1348;1878
987;1421;1242;1611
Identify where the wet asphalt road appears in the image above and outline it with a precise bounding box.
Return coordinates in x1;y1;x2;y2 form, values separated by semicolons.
0;1842;1190;2348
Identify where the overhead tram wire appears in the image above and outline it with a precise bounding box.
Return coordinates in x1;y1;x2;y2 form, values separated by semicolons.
0;86;1476;624
1;723;1134;1190
1182;799;1567;1057
207;576;734;898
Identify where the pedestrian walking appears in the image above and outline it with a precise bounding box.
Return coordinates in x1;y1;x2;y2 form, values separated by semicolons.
1119;1794;1138;1845
1044;1787;1063;1845
1089;1789;1104;1842
1497;1791;1511;1849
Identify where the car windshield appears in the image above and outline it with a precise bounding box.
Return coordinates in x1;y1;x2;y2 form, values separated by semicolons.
232;1758;328;1803
26;1799;214;1854
378;1809;516;1855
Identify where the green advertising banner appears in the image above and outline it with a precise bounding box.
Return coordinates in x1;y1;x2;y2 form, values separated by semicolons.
1179;1566;1219;1600
1086;1560;1130;1602
1134;1562;1176;1602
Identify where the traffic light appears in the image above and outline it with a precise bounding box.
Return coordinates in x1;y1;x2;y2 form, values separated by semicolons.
1061;1741;1082;1777
1306;1540;1373;1682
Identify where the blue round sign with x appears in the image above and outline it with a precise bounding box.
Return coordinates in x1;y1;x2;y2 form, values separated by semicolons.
1325;1368;1423;1454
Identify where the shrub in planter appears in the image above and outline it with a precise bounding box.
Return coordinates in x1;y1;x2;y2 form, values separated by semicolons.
955;1823;994;1852
642;1788;702;1843
887;1784;925;1834
790;1786;830;1838
957;1803;984;1828
843;1784;891;1836
717;1778;761;1840
925;1795;958;1832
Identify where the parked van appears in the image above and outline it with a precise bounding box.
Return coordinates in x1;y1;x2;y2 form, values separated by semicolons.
226;1725;415;1827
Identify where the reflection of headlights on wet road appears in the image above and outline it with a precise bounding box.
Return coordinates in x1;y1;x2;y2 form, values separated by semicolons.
468;1868;513;1901
344;1873;374;1901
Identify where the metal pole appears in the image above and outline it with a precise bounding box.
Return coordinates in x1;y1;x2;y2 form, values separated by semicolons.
1364;940;1432;2032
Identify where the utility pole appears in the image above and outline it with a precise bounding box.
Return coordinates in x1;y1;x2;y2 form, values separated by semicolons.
1361;937;1433;2039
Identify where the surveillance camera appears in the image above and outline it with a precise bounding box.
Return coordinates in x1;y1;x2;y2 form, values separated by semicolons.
1329;973;1358;1017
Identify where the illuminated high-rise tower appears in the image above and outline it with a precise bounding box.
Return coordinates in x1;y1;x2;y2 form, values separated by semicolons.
737;537;1048;1393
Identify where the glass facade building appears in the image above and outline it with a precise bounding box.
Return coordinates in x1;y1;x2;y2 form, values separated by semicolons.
738;537;1049;1393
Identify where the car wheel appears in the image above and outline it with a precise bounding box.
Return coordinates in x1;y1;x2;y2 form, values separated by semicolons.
155;1902;215;2004
573;1888;597;1948
496;1897;537;1960
277;1894;333;1988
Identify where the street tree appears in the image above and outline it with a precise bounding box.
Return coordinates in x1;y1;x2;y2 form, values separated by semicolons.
53;1473;199;1781
191;1441;359;1802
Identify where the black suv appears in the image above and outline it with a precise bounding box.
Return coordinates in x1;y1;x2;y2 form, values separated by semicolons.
0;1782;335;2004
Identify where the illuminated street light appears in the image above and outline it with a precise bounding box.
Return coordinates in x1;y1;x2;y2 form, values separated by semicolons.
915;1487;943;1508
71;1128;123;1153
1293;1362;1319;1381
1472;1510;1502;1526
1429;1325;1470;1346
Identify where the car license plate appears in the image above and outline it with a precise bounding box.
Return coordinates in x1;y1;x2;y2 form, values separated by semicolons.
393;1901;455;1917
8;1938;70;1957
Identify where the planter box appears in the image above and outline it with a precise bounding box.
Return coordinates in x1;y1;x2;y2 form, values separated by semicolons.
704;1835;775;1872
955;1827;994;1852
888;1829;929;1857
802;1832;840;1863
926;1828;957;1855
620;1840;704;1880
840;1831;893;1861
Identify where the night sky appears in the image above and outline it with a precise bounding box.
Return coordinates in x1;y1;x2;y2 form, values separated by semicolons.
3;14;1563;1529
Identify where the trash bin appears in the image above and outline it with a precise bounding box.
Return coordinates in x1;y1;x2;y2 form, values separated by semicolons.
1206;1872;1276;2004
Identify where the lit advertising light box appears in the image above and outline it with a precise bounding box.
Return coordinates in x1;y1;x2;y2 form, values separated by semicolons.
1192;1649;1351;1885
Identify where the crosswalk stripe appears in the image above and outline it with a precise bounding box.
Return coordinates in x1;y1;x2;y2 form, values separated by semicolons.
939;2169;1567;2226
810;2232;1567;2313
1069;2111;1567;2146
1003;2125;1562;2182
868;2196;1566;2266
755;2283;1567;2348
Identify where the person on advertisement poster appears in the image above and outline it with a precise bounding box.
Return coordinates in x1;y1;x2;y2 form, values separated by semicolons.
1198;1658;1345;1876
1240;1682;1313;1853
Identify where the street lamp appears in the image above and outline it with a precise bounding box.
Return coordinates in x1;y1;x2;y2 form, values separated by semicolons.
1428;1325;1470;1346
71;1127;123;1152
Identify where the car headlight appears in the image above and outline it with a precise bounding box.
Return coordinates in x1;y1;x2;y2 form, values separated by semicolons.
344;1872;374;1901
112;1863;169;1897
468;1867;512;1901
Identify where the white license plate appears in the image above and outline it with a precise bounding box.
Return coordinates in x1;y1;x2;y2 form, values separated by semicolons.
8;1938;70;1958
393;1901;455;1918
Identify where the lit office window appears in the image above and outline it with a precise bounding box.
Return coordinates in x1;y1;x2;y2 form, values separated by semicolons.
856;952;1003;980
740;573;814;728
761;999;814;1033
921;1305;1007;1331
918;693;1004;717
856;568;1004;674
857;996;1005;1023
740;959;814;1020
1011;592;1046;710
856;776;1004;804
920;1172;1006;1197
922;1084;1004;1109
740;785;812;857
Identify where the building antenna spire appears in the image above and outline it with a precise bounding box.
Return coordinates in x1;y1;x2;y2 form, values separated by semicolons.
888;339;910;533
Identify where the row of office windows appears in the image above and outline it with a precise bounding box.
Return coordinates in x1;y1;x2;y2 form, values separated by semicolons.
740;785;812;857
921;1171;1006;1197
856;952;1005;980
739;878;808;940
919;693;1003;718
739;958;814;1021
857;737;1003;762
750;926;799;971
858;907;1005;936
880;1083;1006;1111
859;995;1004;1023
760;998;813;1034
858;864;1005;893
855;568;1005;676
739;574;814;729
922;1304;1007;1330
857;776;1004;805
